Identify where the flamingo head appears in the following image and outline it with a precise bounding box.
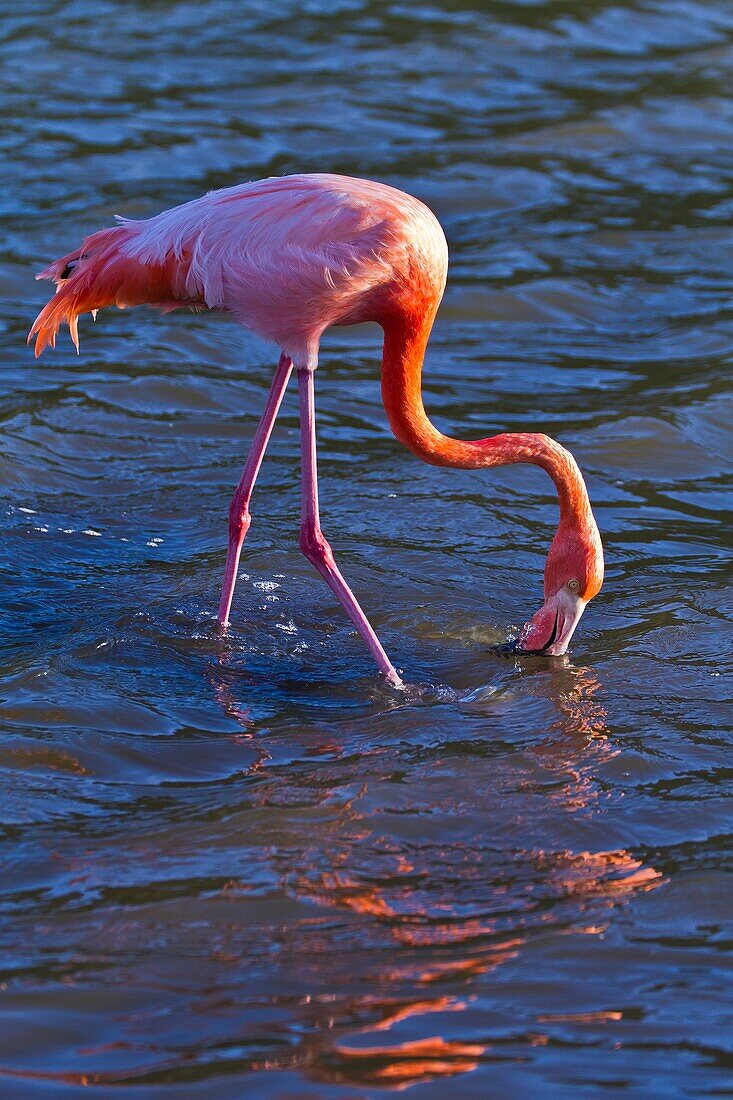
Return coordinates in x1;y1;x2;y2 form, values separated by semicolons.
514;514;604;657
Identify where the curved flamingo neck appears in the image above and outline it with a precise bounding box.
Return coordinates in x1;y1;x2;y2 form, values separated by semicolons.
380;308;594;528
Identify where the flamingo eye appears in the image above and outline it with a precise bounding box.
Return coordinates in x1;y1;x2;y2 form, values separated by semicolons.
567;578;580;593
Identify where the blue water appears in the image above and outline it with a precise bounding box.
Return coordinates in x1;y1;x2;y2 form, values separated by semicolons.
1;1;731;1095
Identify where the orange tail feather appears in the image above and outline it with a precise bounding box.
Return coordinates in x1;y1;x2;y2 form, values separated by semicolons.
28;226;198;357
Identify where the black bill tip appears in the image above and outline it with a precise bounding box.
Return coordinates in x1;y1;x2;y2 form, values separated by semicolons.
493;609;561;658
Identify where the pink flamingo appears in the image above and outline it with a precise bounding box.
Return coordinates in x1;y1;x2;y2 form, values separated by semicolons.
29;174;603;688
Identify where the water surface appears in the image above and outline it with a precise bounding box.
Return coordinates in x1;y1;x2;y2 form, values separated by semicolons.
1;1;732;1095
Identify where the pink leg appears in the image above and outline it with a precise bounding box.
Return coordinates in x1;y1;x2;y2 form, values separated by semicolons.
218;353;293;626
296;368;403;688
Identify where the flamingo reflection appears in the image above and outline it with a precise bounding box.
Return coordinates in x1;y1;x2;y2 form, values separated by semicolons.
265;667;661;1088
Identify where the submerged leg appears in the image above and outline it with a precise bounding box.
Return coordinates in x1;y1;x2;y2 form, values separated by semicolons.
296;367;403;688
218;352;293;626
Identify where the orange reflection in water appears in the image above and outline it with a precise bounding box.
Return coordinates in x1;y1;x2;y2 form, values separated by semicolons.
292;666;662;1090
195;657;665;1091
327;1036;486;1090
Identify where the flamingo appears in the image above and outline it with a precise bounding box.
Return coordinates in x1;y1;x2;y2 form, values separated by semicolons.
28;173;603;688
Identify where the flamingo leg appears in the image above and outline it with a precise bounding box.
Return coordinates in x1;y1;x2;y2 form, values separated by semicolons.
296;367;403;688
218;352;293;626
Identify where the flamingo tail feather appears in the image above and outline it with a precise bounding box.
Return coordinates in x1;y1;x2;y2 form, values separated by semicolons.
28;226;200;357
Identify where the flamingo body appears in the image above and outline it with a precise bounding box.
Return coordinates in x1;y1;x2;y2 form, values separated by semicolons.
30;173;603;683
30;174;448;367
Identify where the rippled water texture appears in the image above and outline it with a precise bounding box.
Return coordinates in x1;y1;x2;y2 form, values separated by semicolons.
2;1;732;1095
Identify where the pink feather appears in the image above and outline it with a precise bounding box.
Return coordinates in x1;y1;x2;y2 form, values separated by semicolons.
29;174;448;365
